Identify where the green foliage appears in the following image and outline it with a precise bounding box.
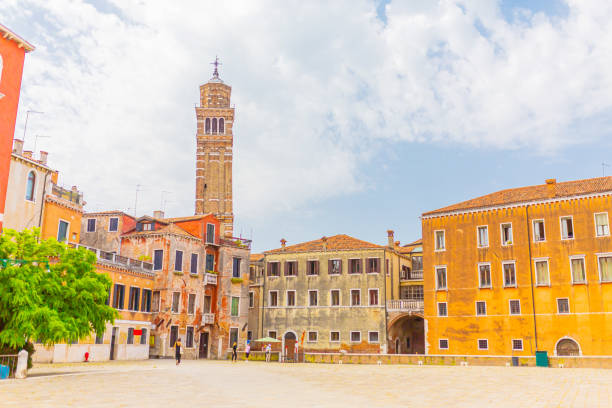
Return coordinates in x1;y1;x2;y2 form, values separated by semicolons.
206;270;218;275
0;228;118;351
230;277;243;284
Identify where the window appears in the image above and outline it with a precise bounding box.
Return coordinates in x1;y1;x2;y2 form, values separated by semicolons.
231;257;241;278
595;213;610;237
229;327;238;347
401;285;424;300
306;260;319;275
286;290;296;307
328;259;341;275
249;291;254;308
501;223;513;245
557;298;570;314
247;331;252;341
267;262;280;277
268;331;277;339
412;256;423;271
127;328;134;344
560;216;574;239
108;217;119;232
476;301;487;316
533;220;545;242
269;291;278;307
284;261;297;276
535;259;550;286
141;223;153;231
128;287;140;311
95;332;104;344
186;327;194;348
141;289;151;312
509;299;521;315
205;254;215;272
330;289;340;306
478;339;488;350
350;289;360;306
349;259;362;274
477;226;489;247
435;230;445;251
436;266;447;290
86;218;96;232
330;331;340;342
205;118;211;133
170;326;178;347
503;262;516;287
218;118;224;133
368;331;379;343
350;331;361;343
153;250;163;270
437;302;448;317
152;291;160;313
478;264;492;288
212;118;218;133
113;284;125;309
368;289;379;306
231;297;239;316
570;256;586;284
598;255;612;282
512;339;523;351
188;294;196;315
140;328;147;345
366;258;380;273
308;331;318;342
174;250;183;272
206;223;215;243
203;295;211;313
57;220;69;242
25;171;36;201
190;253;198;275
439;339;449;350
171;292;180;313
309;290;318;306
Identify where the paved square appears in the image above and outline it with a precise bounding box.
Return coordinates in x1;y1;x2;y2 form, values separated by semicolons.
0;360;610;407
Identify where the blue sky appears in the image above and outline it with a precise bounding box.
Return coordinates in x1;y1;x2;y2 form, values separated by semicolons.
1;0;611;252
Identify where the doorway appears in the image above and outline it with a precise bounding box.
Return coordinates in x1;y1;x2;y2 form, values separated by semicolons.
556;338;580;356
110;327;118;360
283;332;297;361
199;332;209;359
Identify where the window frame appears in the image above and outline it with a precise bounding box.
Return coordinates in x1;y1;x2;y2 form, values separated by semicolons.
190;253;199;275
306;259;319;276
86;218;96;233
267;261;280;277
171;291;180;313
500;222;513;246
559;215;575;240
185;326;195;348
328;259;342;275
350;331;361;343
477;339;489;350
128;286;140;312
502;260;517;288
368;288;379;306
153;249;164;271
596;253;612;283
478;262;492;289
533;219;546;242
434;230;446;251
205;223;216;244
25;170;36;202
141;289;152;313
366;257;380;274
229;327;239;348
232;257;241;278
439;339;449;350
350;288;361;306
348;258;362;274
435;265;447;290
284;260;298;277
512;339;523;351
286;290;296;307
556;297;570;314
307;331;318;343
477;225;489;248
112;284;125;310
57;219;70;242
127;328;134;345
475;300;487;316
594;212;610;237
174;250;183;272
534;258;550;286
188;293;196;315
230;296;240;317
308;289;318;307
368;331;380;344
108;217;119;232
569;255;587;284
330;289;341;307
330;331;340;342
249;291;254;308
268;290;279;307
509;299;521;315
437;301;448;317
268;330;277;339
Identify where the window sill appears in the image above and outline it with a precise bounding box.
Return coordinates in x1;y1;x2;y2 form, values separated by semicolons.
306;274;319;277
571;281;587;285
436;288;447;291
174;271;183;275
367;272;380;275
535;284;551;287
478;286;492;289
600;280;612;284
434;249;446;253
189;273;199;277
561;237;575;241
596;234;610;238
503;285;517;289
284;275;297;278
477;246;489;249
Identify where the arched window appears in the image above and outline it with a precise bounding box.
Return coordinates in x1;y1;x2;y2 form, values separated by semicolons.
26;171;36;201
219;118;224;134
205;118;211;134
212;118;218;134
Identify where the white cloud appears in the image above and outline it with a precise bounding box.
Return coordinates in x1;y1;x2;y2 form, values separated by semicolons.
2;0;612;227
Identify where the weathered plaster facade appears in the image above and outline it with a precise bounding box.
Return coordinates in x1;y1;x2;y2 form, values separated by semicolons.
79;211;136;252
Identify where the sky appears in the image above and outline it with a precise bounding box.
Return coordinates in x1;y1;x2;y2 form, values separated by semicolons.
1;0;612;252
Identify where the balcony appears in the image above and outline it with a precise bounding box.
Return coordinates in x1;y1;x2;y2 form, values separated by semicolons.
219;237;252;250
387;299;424;313
204;273;218;285
71;244;154;275
203;313;214;324
400;270;423;281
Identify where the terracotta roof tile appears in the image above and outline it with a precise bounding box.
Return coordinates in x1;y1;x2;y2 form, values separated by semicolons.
265;234;383;254
423;176;612;216
250;253;264;262
163;214;212;223
124;223;198;239
399;239;422;254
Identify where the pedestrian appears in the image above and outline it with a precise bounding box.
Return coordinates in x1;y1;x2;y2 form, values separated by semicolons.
232;341;238;362
175;337;182;365
245;341;251;361
265;343;271;362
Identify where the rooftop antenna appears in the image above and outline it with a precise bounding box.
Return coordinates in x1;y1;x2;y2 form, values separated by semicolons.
22;110;44;145
603;162;610;177
33;134;51;154
134;184;145;218
160;190;172;212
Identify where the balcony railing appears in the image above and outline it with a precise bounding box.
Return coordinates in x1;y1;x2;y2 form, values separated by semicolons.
400;270;423;281
204;273;218;285
50;184;83;205
387;299;424;312
203;313;214;324
219;237;252;250
71;244;154;274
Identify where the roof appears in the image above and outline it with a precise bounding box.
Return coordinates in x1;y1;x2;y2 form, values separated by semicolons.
162;214;213;223
0;23;35;52
265;234;383;254
84;210;134;218
123;223;198;239
399;239;422;254
250;253;264;262
423;177;612;217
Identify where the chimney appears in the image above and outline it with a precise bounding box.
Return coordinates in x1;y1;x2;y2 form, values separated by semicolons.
387;230;394;248
280;238;286;250
394;240;400;249
153;210;165;219
545;178;556;197
321;236;327;251
39;151;48;165
23;150;33;159
13;139;23;155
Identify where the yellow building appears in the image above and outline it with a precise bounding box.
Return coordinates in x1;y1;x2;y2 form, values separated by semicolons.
40;184;83;244
422;177;612;357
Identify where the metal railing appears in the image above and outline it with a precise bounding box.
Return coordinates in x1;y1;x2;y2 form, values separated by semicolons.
387;299;424;312
0;354;17;379
203;313;214;324
71;244;154;274
400;270;423;281
204;273;218;285
219;237;252;250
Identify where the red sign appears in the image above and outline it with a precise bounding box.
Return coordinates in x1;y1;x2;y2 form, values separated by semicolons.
133;329;143;336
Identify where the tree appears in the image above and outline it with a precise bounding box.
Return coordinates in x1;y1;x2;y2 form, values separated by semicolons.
0;228;118;356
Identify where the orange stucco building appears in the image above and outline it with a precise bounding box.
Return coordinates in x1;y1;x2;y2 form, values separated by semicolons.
0;23;34;231
422;177;612;357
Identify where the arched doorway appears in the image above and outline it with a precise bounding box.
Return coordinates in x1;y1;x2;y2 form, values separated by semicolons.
556;338;580;356
283;331;297;361
388;315;425;354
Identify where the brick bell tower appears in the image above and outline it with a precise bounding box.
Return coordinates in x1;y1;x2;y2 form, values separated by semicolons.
195;57;234;237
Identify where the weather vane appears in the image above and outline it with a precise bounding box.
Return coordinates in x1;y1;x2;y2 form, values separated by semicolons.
211;56;222;79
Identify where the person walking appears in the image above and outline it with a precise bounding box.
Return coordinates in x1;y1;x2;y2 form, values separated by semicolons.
265;343;271;362
175;338;182;365
245;341;251;361
232;342;238;362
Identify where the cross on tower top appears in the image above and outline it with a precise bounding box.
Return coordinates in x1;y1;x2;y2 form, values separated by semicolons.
211;56;222;80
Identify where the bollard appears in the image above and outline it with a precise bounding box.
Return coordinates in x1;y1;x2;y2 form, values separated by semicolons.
15;350;28;379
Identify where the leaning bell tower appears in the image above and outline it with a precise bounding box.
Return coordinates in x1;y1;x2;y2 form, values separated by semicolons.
195;57;234;237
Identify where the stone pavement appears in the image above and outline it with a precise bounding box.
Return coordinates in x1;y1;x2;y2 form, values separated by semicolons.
0;359;610;407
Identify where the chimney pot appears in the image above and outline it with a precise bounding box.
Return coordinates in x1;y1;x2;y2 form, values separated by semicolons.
321;236;327;251
23;150;33;159
71;185;78;191
280;238;287;249
545;179;556;185
39;151;48;165
13;139;24;155
153;210;165;219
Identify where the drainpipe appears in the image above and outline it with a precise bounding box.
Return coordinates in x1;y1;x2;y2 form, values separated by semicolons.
261;259;266;339
383;250;389;354
37;171;50;232
525;205;539;351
